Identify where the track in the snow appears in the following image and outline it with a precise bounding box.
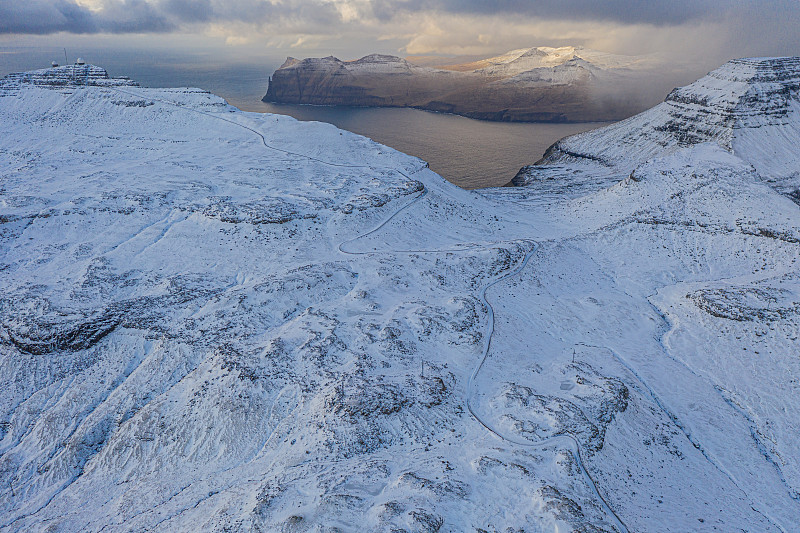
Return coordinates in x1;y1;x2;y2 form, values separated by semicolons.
110;86;629;532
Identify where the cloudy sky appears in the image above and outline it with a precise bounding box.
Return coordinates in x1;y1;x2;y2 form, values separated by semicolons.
2;0;800;67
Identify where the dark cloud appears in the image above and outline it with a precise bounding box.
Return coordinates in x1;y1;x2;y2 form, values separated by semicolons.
0;0;98;34
161;0;213;23
0;0;172;34
0;0;346;34
370;0;796;26
2;0;800;40
101;0;175;33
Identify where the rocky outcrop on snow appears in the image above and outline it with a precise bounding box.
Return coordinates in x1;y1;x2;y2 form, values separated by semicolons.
2;61;800;532
264;46;663;122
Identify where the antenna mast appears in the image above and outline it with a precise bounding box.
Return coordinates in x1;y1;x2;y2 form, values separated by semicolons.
63;48;68;65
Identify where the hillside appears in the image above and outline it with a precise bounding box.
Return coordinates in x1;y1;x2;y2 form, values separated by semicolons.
1;61;799;531
513;57;800;200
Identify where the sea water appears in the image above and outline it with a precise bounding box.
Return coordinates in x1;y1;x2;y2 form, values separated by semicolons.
252;103;608;189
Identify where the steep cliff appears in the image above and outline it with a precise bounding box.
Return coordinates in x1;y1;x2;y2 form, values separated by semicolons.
264;54;478;108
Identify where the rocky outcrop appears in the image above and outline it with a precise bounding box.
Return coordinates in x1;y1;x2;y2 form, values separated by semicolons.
263;47;661;123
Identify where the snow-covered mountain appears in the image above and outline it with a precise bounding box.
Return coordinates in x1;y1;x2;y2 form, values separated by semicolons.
469;46;650;77
264;46;663;122
514;57;800;198
1;60;799;532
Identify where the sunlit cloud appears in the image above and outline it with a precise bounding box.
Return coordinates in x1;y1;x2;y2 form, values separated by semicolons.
73;0;104;13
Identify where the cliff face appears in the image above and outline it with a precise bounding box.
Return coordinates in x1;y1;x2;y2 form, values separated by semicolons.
264;54;480;109
263;47;660;122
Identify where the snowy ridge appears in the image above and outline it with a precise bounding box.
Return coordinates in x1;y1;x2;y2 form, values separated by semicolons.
497;58;598;88
473;46;647;77
2;64;800;531
515;56;800;196
709;56;800;83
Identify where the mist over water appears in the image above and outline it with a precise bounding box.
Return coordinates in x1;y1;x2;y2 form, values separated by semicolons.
1;46;609;189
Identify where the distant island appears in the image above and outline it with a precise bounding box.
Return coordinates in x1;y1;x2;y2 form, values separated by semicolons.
264;46;667;122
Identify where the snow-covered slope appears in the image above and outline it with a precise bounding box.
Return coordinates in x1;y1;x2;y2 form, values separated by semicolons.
2;63;799;532
495;58;599;88
515;57;800;198
473;46;648;77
